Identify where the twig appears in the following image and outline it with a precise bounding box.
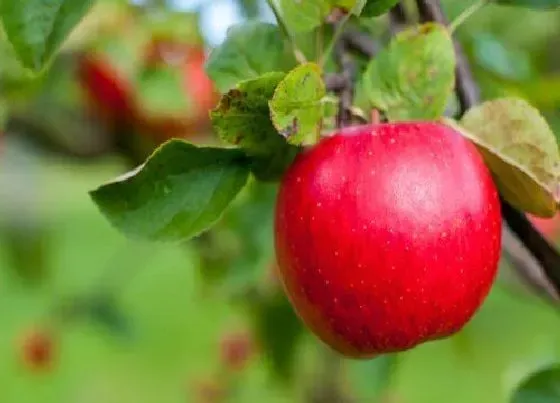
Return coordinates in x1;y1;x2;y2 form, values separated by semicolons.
501;227;559;302
388;3;408;35
416;0;560;299
341;27;378;58
324;73;349;92
448;0;488;34
265;0;307;63
334;50;354;127
416;0;480;110
501;201;560;297
321;9;352;67
334;25;355;128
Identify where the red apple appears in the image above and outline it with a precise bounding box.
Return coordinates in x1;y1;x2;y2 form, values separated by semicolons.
77;53;137;126
274;122;502;358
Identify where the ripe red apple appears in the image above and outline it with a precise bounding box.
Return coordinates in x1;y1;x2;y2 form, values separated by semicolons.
274;122;502;358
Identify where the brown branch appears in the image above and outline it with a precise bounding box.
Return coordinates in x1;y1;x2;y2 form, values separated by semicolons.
501;225;559;302
340;27;378;58
415;0;560;300
324;73;349;92
415;0;480;110
388;3;409;35
334;28;355;128
501;202;560;298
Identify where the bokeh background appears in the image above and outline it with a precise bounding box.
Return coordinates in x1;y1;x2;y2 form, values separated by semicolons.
1;1;560;402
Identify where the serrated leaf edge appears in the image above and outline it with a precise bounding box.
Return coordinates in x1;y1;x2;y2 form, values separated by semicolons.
268;62;326;146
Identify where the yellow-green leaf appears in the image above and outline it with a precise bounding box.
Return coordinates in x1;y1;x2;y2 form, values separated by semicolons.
269;63;326;146
210;73;300;181
452;98;560;216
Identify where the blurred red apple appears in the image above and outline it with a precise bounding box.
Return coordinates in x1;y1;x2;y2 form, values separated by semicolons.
77;53;137;127
137;39;218;143
219;329;254;372
19;328;55;371
528;213;560;240
275;122;502;358
189;378;225;403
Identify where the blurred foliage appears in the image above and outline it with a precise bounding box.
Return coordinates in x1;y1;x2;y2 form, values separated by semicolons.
0;0;560;402
511;365;560;403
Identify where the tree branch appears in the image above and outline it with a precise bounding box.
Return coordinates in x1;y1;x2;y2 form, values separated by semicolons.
334;43;354;127
388;2;409;35
340;27;378;58
415;0;480;109
415;0;560;300
324;73;349;92
333;20;357;128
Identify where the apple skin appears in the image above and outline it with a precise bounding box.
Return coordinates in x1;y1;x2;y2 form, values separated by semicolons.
274;122;502;358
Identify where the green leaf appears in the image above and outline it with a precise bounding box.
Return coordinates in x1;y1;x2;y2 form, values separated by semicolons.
269;63;326;146
472;33;535;81
211;72;286;152
347;354;398;400
333;0;367;13
361;0;400;17
272;0;365;34
251;290;305;382
511;365;560;403
495;0;560;10
135;67;194;119
205;22;296;93
0;0;94;72
356;23;455;121
273;0;330;33
90;139;250;242
455;97;560;217
210;73;300;181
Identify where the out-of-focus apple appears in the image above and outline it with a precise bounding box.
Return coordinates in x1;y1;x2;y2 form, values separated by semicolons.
19;328;55;371
136;39;218;143
527;213;560;241
77;53;137;127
